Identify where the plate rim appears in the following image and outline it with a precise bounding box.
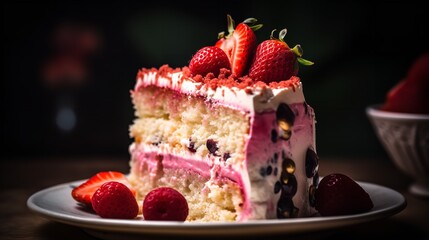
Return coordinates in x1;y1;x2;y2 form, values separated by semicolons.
27;178;407;236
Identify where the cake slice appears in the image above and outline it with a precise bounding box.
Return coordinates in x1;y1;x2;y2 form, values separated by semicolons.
128;15;318;222
128;65;318;221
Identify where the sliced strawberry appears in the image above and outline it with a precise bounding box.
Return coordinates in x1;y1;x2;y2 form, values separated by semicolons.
215;15;262;77
71;171;135;207
248;29;313;83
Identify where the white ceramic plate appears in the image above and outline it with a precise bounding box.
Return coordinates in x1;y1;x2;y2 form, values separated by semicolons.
27;179;406;239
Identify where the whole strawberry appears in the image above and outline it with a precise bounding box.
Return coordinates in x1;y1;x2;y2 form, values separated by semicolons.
143;187;188;221
215;15;262;77
72;171;135;207
91;181;139;219
315;173;373;216
248;29;313;83
189;46;230;77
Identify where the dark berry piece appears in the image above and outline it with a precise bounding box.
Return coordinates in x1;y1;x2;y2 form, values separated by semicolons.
305;149;319;178
277;197;298;218
223;152;230;161
276;103;295;126
206;139;219;155
282;158;296;174
271;129;278;143
278;119;292;140
276;103;295;141
315;173;374;216
280;172;297;197
188;139;196;153
274;181;282;194
259;167;266;177
266;165;273;175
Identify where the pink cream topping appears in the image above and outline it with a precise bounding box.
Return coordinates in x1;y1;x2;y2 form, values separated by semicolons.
132;66;315;220
135;65;306;114
130;144;246;191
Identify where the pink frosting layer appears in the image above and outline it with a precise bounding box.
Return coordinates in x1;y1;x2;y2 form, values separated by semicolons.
248;102;314;163
130;146;245;190
130;101;315;220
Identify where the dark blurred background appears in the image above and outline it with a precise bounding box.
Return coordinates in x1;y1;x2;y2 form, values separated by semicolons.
2;0;428;160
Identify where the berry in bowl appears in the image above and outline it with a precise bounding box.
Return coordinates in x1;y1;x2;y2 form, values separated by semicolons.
366;53;429;197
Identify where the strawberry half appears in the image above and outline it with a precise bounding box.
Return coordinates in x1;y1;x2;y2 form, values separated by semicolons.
71;171;135;207
215;15;262;77
248;29;313;83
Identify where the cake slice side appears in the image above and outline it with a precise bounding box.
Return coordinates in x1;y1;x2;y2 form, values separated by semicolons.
128;67;319;221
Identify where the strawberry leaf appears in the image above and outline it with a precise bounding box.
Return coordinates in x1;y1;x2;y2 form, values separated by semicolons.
243;17;263;31
297;57;314;66
291;45;303;57
279;29;288;41
292;45;314;66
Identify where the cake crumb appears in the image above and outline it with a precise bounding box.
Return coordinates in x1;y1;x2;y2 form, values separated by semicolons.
137;66;302;91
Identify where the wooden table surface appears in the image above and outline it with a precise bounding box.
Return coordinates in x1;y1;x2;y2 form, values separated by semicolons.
1;155;428;240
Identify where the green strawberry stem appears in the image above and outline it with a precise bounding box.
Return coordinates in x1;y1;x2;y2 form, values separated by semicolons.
291;44;303;57
243;17;263;31
227;14;235;35
297;57;314;65
279;28;287;40
218;32;224;39
218;14;262;39
272;29;315;66
270;29;279;40
292;45;314;65
243;18;258;24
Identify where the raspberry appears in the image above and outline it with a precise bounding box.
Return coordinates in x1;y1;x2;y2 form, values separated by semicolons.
315;173;373;216
143;187;189;221
91;181;139;219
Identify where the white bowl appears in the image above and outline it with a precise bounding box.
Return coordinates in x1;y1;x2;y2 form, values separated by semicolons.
366;104;429;197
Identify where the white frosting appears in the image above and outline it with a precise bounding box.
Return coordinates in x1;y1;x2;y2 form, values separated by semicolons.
132;69;318;220
136;70;306;113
